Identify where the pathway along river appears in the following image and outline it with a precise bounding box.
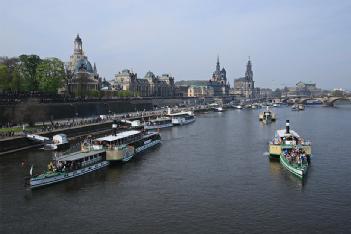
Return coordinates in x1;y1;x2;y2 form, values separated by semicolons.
1;105;351;233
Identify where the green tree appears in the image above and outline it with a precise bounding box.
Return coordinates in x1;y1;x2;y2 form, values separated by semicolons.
18;54;41;91
0;64;9;91
0;57;21;92
36;58;65;93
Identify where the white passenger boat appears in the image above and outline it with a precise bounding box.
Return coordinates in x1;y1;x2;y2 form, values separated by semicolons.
167;111;195;125
259;107;276;123
213;106;224;112
43;134;70;151
120;119;143;129
26;141;108;189
144;117;173;130
94;129;161;162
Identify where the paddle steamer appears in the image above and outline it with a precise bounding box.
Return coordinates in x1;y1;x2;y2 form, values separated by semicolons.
167;111;195;125
268;120;312;160
94;122;161;162
144;117;173;130
27;140;108;189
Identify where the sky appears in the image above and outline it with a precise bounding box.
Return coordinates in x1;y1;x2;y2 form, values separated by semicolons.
1;0;350;90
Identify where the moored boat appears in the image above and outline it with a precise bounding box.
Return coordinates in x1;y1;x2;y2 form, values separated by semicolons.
43;134;70;151
26;140;108;189
291;104;299;111
144;117;173;130
94;122;161;162
213;106;224;112
167;111;195;125
268;120;312;161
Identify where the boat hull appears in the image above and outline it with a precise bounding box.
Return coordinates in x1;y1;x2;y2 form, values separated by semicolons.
29;161;110;189
280;154;308;178
172;117;195;126
144;123;173;130
135;139;161;154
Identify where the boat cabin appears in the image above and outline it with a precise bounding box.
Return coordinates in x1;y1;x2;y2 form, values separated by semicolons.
94;130;142;149
147;117;172;125
51;149;106;172
52;134;69;144
274;129;304;145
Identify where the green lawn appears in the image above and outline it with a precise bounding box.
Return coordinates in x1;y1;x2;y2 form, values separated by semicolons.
0;127;39;133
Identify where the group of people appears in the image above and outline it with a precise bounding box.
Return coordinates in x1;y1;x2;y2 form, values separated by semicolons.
47;160;80;173
283;147;307;165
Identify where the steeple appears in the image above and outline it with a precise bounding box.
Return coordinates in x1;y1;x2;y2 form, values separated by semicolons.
245;57;253;81
93;62;97;73
216;55;220;72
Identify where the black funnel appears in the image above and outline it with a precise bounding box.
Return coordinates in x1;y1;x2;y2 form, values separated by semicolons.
286;120;290;134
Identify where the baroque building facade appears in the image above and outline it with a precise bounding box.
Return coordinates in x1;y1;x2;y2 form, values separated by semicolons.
66;34;101;96
234;59;255;98
208;56;230;96
187;85;214;97
113;69;175;97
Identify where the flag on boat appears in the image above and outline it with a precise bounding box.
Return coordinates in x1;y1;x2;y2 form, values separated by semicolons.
29;165;33;176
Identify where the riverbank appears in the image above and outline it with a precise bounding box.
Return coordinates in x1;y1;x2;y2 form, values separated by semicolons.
0;104;214;155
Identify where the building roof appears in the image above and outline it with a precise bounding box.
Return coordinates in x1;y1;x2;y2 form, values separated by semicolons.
95;130;141;142
75;58;94;73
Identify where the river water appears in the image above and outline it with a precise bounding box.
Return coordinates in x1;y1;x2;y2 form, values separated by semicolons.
1;105;351;233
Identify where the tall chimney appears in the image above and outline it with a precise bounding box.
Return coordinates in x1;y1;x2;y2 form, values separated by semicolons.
112;120;118;136
286;120;290;134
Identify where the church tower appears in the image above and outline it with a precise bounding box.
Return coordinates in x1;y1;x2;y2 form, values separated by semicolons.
245;58;253;81
216;55;220;72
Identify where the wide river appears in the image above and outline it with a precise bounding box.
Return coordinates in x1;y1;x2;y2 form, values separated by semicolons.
1;105;351;233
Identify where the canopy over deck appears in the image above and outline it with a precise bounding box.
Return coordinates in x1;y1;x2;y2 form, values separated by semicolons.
95;130;141;142
167;111;193;116
276;129;300;138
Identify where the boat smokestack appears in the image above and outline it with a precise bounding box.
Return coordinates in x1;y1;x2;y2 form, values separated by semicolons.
112;120;118;136
286;120;290;134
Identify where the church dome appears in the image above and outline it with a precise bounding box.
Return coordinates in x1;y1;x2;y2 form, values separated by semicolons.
145;71;155;78
75;58;94;73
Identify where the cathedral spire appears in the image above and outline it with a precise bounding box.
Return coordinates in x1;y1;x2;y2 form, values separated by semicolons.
216;55;220;72
93;62;97;73
245;57;253;81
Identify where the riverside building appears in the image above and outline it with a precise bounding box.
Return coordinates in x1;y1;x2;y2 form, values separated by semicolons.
208;56;230;96
234;58;255;98
112;70;175;97
66;34;101;96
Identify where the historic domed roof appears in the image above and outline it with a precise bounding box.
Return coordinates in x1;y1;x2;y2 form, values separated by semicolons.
145;71;155;78
75;58;94;73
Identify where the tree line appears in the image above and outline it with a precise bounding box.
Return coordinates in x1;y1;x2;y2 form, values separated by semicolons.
0;55;66;93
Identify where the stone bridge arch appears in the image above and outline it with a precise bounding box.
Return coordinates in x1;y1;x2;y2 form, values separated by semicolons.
326;97;351;106
296;97;324;104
